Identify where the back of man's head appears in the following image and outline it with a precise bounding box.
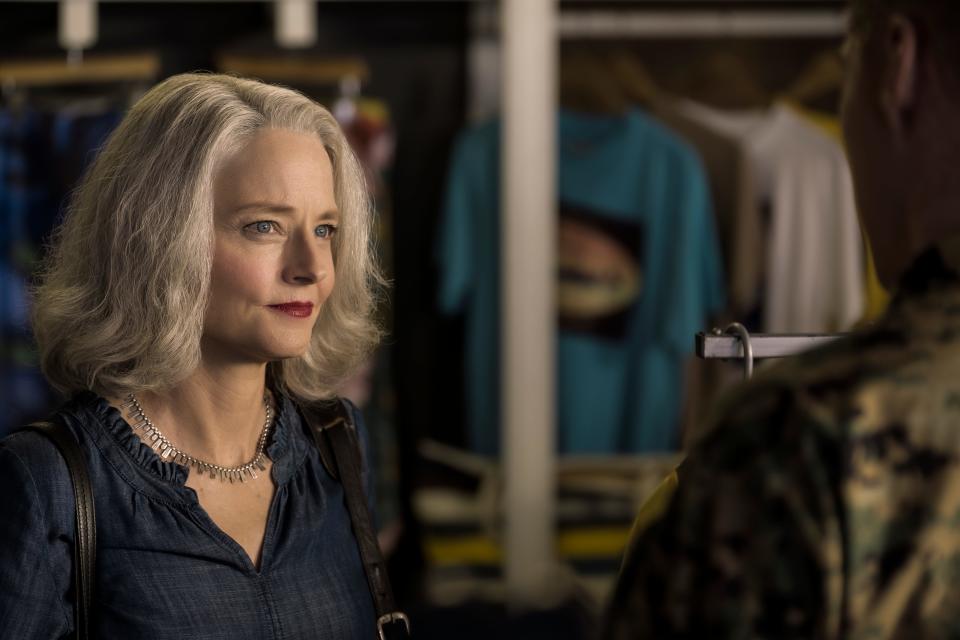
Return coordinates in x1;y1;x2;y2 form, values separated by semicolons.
851;0;960;81
842;0;960;288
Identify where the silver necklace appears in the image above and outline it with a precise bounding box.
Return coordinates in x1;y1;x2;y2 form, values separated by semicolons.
122;393;273;483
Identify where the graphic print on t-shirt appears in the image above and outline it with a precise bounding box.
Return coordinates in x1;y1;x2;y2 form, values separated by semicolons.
557;202;644;341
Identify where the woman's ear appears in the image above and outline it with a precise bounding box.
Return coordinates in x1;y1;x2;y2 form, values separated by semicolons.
879;13;919;141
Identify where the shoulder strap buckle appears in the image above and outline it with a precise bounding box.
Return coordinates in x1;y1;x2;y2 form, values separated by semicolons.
377;611;411;640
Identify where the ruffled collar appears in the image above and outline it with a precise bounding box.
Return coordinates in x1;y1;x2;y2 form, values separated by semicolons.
80;391;296;486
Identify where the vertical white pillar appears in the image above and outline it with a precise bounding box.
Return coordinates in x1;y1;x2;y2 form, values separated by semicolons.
59;0;98;59
501;0;557;603
274;0;317;49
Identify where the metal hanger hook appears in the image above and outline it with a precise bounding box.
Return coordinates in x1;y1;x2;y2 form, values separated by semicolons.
724;322;754;380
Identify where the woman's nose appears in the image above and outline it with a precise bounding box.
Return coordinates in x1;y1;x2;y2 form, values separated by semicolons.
282;232;327;284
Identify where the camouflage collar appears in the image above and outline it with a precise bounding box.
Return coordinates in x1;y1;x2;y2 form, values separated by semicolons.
896;241;960;297
937;236;960;277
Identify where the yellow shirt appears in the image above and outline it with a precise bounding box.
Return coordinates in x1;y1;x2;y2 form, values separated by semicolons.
621;468;680;570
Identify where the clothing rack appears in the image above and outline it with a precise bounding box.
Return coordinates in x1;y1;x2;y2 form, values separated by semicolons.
558;9;847;39
215;54;369;87
0;52;160;89
495;1;851;603
697;331;845;361
697;325;846;380
469;5;847;39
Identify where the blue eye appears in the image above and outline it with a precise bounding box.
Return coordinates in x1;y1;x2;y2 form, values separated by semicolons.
315;224;337;239
250;221;273;234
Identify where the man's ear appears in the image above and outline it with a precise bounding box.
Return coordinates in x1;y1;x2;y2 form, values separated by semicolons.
880;13;919;138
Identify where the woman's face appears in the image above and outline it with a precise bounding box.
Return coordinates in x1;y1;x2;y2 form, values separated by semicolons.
204;128;338;366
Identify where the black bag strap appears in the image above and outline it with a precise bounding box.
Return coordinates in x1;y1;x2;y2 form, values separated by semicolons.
25;420;95;640
302;399;411;640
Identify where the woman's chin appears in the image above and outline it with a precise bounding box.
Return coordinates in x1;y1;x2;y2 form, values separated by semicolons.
263;341;313;362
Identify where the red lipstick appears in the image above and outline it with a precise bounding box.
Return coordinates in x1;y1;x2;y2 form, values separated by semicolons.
268;302;314;318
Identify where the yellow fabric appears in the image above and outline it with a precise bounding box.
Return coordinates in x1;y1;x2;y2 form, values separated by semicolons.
860;241;890;322
558;527;634;558
424;526;634;566
787;103;891;322
422;469;683;573
620;469;680;570
356;97;390;124
793;105;842;140
425;536;501;566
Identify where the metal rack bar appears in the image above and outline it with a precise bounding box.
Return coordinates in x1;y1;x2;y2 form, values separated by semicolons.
696;331;846;360
558;9;847;39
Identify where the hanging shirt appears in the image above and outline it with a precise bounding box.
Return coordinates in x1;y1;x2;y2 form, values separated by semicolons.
651;98;762;317
0;103;123;437
650;98;765;445
787;101;892;324
678;100;865;333
437;109;725;455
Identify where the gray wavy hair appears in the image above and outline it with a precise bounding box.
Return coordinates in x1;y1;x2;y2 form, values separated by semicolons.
32;72;384;402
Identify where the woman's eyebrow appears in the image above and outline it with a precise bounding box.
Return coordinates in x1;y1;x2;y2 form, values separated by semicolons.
233;203;340;220
233;202;296;214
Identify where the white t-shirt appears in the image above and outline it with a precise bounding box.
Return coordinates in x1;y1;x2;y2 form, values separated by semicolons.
678;101;864;333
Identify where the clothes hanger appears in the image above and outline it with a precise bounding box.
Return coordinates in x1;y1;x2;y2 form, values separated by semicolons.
559;46;631;116
678;49;770;110
0;51;160;116
781;48;843;108
0;52;160;89
604;48;661;109
215;53;370;89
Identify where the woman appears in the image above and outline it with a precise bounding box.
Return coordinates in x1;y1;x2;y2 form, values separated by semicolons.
0;73;387;638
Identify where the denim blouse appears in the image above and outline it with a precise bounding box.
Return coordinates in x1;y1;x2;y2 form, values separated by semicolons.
0;391;377;639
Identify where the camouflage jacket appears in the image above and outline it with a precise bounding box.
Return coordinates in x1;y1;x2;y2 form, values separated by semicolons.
605;241;960;640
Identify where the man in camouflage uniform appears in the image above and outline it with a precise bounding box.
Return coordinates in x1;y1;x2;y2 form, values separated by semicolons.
604;1;960;638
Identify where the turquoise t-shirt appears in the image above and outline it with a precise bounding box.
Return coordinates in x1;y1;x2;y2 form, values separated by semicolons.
438;109;725;454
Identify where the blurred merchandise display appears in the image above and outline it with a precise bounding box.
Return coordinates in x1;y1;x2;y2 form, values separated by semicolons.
413;439;681;609
0;55;151;436
438;109;726;455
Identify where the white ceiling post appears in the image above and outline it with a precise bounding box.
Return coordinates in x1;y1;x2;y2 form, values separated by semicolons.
274;0;317;49
59;0;98;63
501;0;558;605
